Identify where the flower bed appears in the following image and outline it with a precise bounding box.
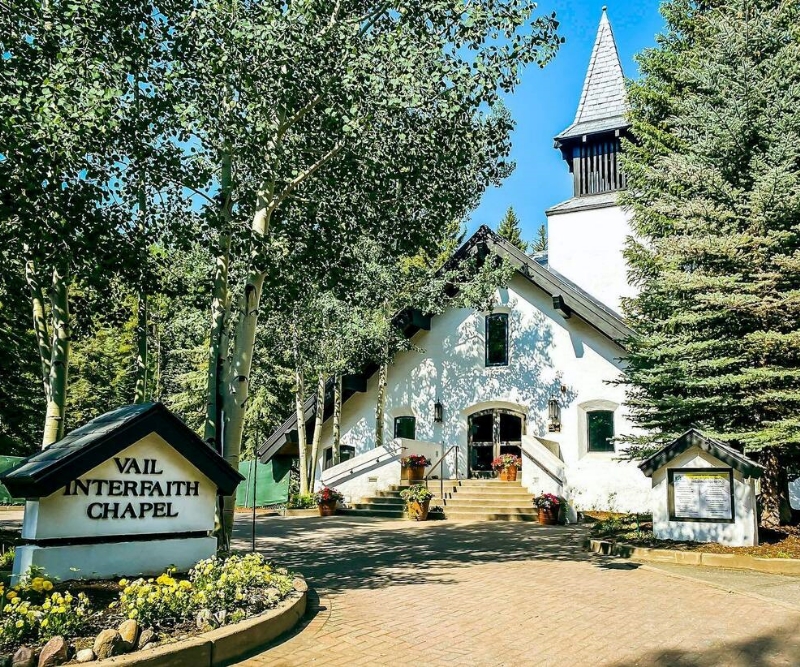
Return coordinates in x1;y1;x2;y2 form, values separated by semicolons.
586;511;800;558
0;553;297;663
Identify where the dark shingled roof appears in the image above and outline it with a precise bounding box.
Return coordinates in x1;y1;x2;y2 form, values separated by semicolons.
0;403;243;498
555;9;629;142
257;226;633;464
639;429;763;479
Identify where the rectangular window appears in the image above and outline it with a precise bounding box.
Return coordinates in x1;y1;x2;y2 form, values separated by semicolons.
323;446;355;470
587;411;615;452
394;416;416;440
485;313;509;367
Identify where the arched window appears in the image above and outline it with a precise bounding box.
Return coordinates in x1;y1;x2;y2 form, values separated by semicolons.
587;410;615;452
394;416;416;440
485;313;509;367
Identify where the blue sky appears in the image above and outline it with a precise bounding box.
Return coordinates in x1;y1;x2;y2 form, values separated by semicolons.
467;1;665;239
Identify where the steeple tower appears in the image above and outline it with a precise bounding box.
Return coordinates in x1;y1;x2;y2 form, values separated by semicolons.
545;8;635;314
555;7;629;197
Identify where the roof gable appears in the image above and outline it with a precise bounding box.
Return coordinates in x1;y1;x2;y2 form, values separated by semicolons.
1;403;243;498
257;226;633;463
638;429;763;478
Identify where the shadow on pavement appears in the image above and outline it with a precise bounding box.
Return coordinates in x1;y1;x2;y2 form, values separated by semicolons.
232;515;608;592
610;619;800;667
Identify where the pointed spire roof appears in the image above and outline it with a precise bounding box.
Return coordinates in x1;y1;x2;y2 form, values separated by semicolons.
556;8;628;142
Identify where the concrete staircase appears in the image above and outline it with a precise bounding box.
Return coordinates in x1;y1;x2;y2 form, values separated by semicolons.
339;479;538;522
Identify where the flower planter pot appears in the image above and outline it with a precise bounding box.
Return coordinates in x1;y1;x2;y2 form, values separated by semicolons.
538;507;558;525
318;501;338;517
407;499;431;521
498;467;518;481
403;466;425;481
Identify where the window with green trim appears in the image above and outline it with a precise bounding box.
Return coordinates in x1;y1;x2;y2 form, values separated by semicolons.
394;416;416;440
485;313;509;367
587;410;615;452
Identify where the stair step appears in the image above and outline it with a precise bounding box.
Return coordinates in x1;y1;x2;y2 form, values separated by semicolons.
396;479;523;488
338;508;445;519
442;500;535;509
441;511;539;522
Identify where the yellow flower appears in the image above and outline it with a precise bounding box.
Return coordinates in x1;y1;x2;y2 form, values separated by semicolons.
118;579;128;587
41;619;48;628
42;581;53;592
6;591;17;600
15;620;23;629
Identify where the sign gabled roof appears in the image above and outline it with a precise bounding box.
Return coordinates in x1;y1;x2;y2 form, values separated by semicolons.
0;403;244;498
638;429;763;478
555;8;628;143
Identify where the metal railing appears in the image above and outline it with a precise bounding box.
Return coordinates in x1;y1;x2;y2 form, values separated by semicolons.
324;445;408;486
423;444;459;502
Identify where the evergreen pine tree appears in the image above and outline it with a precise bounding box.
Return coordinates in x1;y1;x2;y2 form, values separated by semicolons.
497;206;528;252
621;0;800;527
531;224;547;253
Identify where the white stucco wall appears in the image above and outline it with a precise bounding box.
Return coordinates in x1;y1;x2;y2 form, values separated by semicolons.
649;447;759;547
547;203;635;314
313;272;651;512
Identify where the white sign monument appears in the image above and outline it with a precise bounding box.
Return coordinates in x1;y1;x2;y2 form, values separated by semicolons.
1;403;242;583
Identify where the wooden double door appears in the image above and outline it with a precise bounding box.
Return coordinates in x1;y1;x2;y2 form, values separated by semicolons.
467;409;524;478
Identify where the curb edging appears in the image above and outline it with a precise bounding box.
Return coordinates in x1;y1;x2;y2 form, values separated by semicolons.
99;579;308;666
586;538;800;575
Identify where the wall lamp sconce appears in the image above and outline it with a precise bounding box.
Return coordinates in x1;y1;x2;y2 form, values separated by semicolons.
548;397;561;433
434;398;443;423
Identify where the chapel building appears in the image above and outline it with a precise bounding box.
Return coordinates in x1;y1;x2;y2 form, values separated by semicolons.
259;9;653;515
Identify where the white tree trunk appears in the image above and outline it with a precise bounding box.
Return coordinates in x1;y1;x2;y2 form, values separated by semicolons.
218;195;270;541
332;374;342;465
308;373;325;489
204;148;233;447
134;291;148;403
295;366;308;495
375;362;387;449
204;232;230;447
42;265;69;448
25;256;51;400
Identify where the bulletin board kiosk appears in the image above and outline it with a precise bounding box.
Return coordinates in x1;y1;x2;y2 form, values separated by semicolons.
639;429;763;547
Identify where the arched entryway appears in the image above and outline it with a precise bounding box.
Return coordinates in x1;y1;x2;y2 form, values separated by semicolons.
467;408;525;478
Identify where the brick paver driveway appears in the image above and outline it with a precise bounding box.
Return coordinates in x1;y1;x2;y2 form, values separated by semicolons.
231;515;800;666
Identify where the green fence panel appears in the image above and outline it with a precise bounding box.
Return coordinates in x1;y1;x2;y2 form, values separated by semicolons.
0;456;24;505
236;457;291;508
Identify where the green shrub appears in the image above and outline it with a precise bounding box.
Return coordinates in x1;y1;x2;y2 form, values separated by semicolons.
115;572;195;625
287;493;316;509
0;575;90;647
190;553;294;616
0;548;13;571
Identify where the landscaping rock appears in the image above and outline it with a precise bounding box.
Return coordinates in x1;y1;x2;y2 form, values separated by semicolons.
11;646;35;667
117;619;139;651
37;636;67;667
93;630;122;660
74;650;94;664
195;608;218;631
136;629;155;650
